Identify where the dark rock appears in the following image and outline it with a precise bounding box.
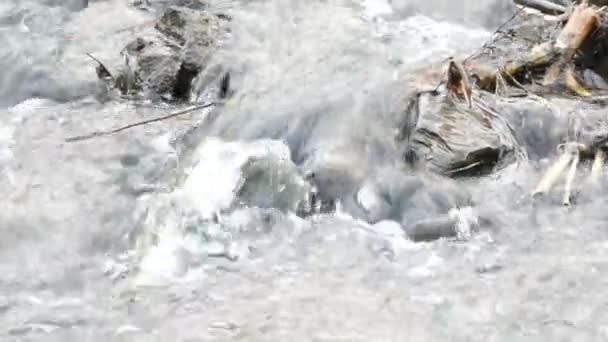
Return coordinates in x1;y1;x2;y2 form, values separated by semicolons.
405;215;460;242
396;88;526;177
155;7;190;45
107;5;227;101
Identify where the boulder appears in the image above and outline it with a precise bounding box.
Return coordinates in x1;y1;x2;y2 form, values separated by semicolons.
106;5;228;102
395;86;526;177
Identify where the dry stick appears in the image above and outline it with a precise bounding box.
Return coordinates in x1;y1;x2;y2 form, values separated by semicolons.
514;0;567;14
590;149;605;182
556;3;601;58
531;149;575;196
543;2;600;85
65;102;217;143
564;65;591;96
562;148;580;206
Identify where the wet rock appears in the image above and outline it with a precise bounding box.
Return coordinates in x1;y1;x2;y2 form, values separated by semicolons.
107;5;227;101
236;152;312;213
404;206;479;242
405;215;461;242
304;164;366;215
396;88;526;177
136;0;210;11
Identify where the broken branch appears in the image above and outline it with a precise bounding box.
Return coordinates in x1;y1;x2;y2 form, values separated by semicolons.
564;66;591;96
532;152;573;197
555;2;600;61
562;147;580;206
531;143;587;197
543;2;601;86
514;0;567;15
590;149;605;182
65;102;217;142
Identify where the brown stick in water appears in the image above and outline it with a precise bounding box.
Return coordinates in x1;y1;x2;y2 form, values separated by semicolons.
531;147;576;197
562;148;580;206
65;102;216;142
590;149;605;182
564;65;592;96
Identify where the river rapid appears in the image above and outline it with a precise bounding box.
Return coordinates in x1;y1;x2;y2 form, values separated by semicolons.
2;0;608;341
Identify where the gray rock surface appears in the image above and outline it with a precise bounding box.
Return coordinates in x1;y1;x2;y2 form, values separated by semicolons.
396;89;526;177
103;5;228;101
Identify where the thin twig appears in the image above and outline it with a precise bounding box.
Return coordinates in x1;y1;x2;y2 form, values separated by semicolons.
427;7;525;93
86;53;115;80
514;0;566;15
505;71;535;96
65;102;217;142
464;6;526;64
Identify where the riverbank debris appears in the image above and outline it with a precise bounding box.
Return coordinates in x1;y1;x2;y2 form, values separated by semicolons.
400;0;608;206
469;1;607;97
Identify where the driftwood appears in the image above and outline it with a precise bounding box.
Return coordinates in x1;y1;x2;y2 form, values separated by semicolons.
531;147;576;197
464;1;607;98
562;146;580;206
531;142;597;204
590;149;605;182
543;1;602;91
527;2;608;204
514;0;567;14
563;65;591;96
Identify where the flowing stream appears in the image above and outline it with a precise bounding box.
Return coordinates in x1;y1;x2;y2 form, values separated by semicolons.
2;0;608;341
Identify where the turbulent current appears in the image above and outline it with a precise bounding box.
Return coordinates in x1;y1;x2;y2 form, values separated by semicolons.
2;0;608;341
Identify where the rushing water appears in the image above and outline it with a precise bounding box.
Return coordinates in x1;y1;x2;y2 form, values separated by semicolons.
3;0;608;341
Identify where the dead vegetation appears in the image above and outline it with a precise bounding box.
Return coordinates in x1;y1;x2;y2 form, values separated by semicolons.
403;0;608;205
